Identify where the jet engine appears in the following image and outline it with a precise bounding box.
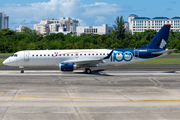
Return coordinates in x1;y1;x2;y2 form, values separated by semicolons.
59;63;77;71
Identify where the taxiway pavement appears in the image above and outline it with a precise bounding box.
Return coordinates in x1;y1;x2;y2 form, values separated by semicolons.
0;71;180;120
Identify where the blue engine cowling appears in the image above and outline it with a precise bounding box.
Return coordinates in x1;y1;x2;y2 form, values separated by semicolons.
59;63;77;71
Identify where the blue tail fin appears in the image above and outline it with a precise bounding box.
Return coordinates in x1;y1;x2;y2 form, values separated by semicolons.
140;24;171;50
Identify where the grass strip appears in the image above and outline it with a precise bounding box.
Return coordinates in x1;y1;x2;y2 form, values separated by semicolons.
0;59;6;65
0;53;13;56
130;58;180;65
170;53;180;55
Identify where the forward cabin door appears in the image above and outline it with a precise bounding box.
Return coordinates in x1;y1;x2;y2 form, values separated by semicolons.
24;51;29;61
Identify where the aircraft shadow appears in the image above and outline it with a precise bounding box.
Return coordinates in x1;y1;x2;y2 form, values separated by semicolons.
73;69;112;76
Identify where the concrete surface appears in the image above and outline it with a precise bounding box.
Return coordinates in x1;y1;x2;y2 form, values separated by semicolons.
0;71;180;120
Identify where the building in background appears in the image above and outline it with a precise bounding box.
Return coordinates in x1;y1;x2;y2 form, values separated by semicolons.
128;14;180;34
124;22;129;33
76;24;113;36
34;17;79;35
16;25;28;32
0;11;9;30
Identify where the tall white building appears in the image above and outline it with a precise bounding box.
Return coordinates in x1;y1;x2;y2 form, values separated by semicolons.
76;24;113;36
34;17;79;35
128;14;180;34
0;12;9;30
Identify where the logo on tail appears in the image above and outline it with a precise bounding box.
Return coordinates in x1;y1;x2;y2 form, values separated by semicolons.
159;39;167;49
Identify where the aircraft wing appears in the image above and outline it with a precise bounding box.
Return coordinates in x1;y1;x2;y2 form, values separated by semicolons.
62;50;114;67
152;49;176;55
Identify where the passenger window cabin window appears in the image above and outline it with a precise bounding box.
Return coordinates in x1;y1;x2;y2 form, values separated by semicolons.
89;54;90;56
40;55;42;56
59;54;61;56
36;55;38;57
96;53;98;55
67;54;69;56
71;54;73;56
44;54;46;56
52;54;53;56
63;54;65;56
100;53;102;55
56;54;57;56
92;54;94;55
48;54;50;56
103;53;105;55
80;54;82;56
14;54;18;57
32;55;34;57
84;54;86;56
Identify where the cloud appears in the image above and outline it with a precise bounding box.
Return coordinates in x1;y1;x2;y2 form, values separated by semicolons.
95;16;106;24
1;0;123;30
82;2;122;17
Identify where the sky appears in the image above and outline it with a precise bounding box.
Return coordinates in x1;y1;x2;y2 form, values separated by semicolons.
0;0;180;30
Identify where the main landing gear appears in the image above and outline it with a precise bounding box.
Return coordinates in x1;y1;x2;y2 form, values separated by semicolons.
85;68;91;74
19;66;24;73
21;70;24;73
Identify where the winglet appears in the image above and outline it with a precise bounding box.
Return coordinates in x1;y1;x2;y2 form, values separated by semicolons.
103;49;114;59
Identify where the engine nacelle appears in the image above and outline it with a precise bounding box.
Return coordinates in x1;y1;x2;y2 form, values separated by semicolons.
59;63;77;71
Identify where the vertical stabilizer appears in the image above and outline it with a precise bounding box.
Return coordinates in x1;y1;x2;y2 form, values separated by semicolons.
143;24;171;49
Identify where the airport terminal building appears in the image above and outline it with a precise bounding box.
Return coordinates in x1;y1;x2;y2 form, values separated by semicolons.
128;14;180;34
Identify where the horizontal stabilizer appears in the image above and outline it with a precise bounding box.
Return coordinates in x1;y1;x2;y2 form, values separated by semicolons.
152;49;176;55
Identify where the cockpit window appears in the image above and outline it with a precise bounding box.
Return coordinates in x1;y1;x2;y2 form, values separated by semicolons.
10;54;18;57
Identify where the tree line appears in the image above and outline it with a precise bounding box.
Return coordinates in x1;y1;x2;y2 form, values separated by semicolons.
0;16;180;53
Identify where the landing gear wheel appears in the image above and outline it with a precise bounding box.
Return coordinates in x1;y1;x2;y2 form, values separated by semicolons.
85;68;91;74
21;70;24;73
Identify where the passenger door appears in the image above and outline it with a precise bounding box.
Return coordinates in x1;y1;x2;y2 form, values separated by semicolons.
134;50;139;58
24;51;29;61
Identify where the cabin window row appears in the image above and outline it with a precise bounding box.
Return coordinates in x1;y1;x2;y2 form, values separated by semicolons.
31;53;111;57
31;53;131;57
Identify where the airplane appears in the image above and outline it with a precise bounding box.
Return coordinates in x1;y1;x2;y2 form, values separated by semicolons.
3;24;175;74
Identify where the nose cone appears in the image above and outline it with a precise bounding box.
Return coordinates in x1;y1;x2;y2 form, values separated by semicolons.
3;57;18;66
3;59;9;65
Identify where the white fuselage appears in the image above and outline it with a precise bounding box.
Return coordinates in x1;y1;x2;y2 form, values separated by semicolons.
3;49;144;68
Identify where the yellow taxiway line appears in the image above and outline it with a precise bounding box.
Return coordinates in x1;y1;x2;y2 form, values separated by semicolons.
0;94;180;102
0;94;130;101
0;100;180;102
